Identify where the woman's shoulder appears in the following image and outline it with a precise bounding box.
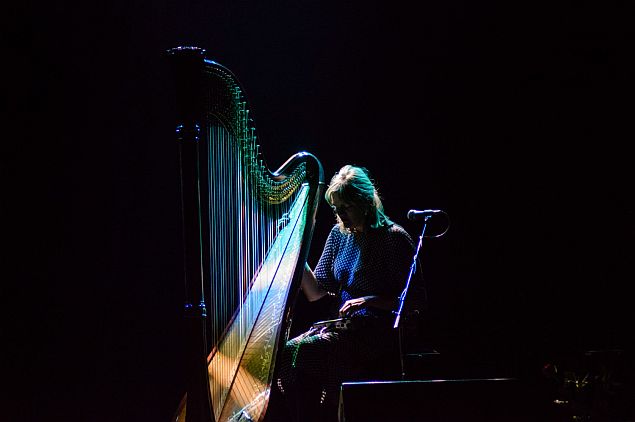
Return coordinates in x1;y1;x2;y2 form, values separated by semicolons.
326;224;346;242
328;223;343;236
376;223;415;245
380;222;410;237
386;222;406;233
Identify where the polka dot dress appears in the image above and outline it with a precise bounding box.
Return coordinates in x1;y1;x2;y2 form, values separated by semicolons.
315;223;415;318
275;223;417;420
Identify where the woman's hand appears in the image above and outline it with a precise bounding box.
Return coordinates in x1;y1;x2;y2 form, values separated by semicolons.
339;296;375;316
339;294;398;316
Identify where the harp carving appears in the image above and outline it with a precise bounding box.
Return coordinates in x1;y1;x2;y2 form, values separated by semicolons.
167;46;324;422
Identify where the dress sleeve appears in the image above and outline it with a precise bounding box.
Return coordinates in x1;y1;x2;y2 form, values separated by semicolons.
385;229;416;295
391;228;427;311
314;225;341;294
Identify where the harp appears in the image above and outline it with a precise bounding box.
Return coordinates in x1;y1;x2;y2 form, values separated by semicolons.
167;46;324;422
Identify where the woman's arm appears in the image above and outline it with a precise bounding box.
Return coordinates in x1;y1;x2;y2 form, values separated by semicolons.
301;263;328;302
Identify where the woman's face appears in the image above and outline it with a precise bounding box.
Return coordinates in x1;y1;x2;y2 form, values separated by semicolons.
331;191;367;232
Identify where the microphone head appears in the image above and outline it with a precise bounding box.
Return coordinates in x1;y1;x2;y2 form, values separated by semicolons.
407;209;440;221
405;209;450;237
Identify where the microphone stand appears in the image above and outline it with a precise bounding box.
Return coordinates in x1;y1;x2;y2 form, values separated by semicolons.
393;215;431;380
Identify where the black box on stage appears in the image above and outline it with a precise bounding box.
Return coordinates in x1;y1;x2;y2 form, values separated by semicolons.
338;378;549;422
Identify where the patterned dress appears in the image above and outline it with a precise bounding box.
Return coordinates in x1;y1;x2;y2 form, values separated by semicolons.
275;223;417;420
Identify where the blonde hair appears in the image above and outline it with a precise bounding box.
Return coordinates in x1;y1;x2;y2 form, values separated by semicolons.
325;165;392;232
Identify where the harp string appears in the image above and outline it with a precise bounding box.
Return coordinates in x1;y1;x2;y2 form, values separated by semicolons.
205;117;299;418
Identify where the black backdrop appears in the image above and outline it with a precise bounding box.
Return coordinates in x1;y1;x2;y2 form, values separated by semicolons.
7;0;634;420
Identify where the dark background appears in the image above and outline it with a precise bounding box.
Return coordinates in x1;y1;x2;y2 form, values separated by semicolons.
7;0;634;420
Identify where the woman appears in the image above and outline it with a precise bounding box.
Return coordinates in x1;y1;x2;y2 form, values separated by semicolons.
272;165;422;422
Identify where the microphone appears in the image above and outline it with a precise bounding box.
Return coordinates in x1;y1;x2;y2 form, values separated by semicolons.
407;209;444;221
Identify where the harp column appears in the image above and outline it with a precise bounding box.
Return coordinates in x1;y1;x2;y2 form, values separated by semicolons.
169;46;215;422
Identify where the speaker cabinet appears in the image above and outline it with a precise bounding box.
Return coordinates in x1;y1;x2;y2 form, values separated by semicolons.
339;378;549;422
